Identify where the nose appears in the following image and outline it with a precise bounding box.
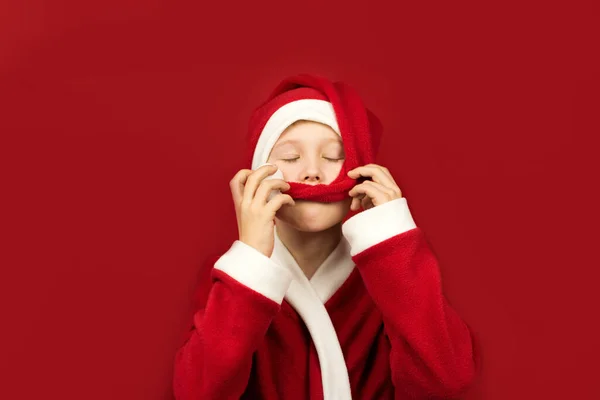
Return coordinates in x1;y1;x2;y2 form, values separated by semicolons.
303;172;321;184
302;166;322;184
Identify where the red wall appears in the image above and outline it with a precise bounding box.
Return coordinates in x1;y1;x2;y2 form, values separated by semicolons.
1;1;598;399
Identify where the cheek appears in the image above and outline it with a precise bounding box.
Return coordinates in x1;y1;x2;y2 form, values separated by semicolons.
325;163;344;183
277;164;301;181
266;158;290;177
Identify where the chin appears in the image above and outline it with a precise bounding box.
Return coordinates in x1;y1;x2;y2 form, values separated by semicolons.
275;199;351;232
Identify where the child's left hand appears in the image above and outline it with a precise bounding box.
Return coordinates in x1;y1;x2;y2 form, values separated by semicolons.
347;164;403;211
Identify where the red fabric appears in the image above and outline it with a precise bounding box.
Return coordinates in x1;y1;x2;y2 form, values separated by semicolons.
173;227;478;399
244;74;384;204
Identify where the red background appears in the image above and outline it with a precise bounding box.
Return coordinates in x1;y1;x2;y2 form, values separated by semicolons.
1;1;598;399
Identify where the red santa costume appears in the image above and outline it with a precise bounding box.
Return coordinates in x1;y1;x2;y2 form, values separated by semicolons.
173;74;478;399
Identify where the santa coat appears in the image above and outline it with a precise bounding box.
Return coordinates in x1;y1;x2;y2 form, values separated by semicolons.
173;197;477;399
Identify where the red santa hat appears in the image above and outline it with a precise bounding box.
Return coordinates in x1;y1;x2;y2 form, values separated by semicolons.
245;74;383;204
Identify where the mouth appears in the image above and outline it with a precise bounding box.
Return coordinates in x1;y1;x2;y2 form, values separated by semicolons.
293;199;325;205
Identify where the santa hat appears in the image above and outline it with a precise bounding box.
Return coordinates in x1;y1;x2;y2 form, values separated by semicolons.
245;74;383;204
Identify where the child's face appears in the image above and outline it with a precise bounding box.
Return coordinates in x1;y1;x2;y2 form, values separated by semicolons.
267;120;352;232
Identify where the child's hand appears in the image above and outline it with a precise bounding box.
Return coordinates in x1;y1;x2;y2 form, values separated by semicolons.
347;164;403;211
230;164;295;258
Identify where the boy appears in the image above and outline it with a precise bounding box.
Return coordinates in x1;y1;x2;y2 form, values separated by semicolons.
173;74;477;399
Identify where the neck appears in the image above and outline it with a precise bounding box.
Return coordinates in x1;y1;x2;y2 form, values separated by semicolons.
274;219;342;280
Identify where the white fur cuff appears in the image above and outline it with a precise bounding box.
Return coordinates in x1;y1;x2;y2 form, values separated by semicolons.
214;240;294;304
341;197;417;257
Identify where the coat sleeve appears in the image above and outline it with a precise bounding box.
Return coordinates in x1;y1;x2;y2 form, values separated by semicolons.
342;197;478;399
172;240;293;400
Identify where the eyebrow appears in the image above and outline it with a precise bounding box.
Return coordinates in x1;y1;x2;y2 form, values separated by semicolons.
273;137;342;148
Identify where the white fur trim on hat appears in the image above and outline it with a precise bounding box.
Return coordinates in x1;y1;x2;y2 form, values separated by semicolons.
251;99;341;170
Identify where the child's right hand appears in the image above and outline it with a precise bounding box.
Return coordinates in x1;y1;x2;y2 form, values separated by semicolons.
229;164;295;258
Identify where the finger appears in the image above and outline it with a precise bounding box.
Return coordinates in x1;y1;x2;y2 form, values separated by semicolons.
348;181;393;206
350;196;358;211
367;164;402;197
349;180;396;198
254;179;291;205
230;169;253;206
364;163;398;185
242;164;278;206
350;196;359;211
265;193;296;214
348;165;395;187
347;165;399;193
350;193;365;211
361;194;374;210
230;169;253;237
365;180;397;198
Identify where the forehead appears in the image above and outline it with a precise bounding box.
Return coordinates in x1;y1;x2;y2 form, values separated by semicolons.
273;120;342;148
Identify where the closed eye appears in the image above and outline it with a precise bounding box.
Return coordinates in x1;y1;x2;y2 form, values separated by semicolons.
281;157;344;163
